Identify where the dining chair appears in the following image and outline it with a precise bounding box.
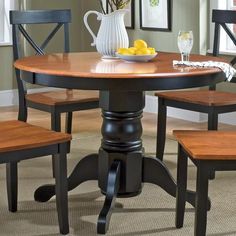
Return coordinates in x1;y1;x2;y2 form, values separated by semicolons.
0;120;71;235
10;9;99;175
174;130;236;236
155;9;236;161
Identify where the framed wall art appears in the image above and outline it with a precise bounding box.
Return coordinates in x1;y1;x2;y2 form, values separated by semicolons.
102;0;135;29
140;0;171;31
123;0;135;29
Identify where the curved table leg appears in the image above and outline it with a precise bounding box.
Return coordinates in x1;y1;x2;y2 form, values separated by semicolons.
97;161;121;234
142;157;211;210
34;154;98;202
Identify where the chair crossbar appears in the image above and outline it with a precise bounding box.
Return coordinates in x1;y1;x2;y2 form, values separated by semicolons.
18;23;64;55
231;57;236;66
40;23;63;52
18;25;44;55
221;23;236;48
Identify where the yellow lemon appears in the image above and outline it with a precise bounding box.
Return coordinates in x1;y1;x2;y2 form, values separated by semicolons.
136;48;151;55
148;47;156;54
127;47;137;55
117;48;132;55
179;32;191;40
134;39;148;49
117;48;127;54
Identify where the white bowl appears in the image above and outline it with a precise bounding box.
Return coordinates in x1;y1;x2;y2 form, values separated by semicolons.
116;53;158;62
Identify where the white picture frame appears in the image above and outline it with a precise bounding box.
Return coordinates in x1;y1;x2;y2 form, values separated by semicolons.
140;0;171;31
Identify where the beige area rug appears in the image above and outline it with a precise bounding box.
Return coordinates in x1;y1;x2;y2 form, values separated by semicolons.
0;133;236;236
1;107;236;235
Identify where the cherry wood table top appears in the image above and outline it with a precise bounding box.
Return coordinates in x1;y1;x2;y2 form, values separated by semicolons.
14;52;226;91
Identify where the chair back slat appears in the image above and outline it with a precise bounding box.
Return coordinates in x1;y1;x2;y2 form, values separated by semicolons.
18;25;45;55
40;23;63;52
9;10;71;24
64;23;70;53
212;10;236;24
221;24;236;47
211;9;236;85
10;9;71;121
212;9;236;61
10;9;71;57
231;57;236;66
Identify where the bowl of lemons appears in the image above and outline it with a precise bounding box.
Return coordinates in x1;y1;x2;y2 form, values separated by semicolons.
116;39;157;62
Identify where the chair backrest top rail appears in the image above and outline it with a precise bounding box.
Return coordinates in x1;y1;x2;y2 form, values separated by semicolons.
212;9;236;24
10;9;71;25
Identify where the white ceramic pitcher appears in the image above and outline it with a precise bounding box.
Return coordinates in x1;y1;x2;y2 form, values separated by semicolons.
84;9;129;58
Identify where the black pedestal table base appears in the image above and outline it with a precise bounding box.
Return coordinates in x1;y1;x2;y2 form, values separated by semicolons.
97;160;121;234
34;153;98;202
34;91;211;234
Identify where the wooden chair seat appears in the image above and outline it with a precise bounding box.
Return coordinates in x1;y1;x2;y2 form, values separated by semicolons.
173;130;236;160
155;90;236;106
26;90;99;106
174;129;236;236
0;119;71;234
0;120;71;153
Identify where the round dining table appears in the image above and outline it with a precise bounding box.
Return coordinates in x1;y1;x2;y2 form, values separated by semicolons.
14;52;226;234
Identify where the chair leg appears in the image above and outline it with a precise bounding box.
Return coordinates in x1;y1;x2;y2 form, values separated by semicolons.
6;162;18;212
208;109;218;130
195;163;209;236
175;144;188;228
207;110;218;180
18;92;27;122
65;112;73;153
65;112;73;134
156;97;167;161
51;112;61;178
54;143;69;235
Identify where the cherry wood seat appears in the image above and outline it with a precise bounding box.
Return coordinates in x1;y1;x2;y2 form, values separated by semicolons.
174;130;236;236
26;90;99;106
156;90;236;107
174;130;236;160
155;9;236;161
0;120;71;153
0;120;71;234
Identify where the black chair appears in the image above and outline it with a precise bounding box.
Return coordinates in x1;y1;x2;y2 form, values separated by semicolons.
10;9;99;175
0;120;71;234
155;9;236;161
174;130;236;236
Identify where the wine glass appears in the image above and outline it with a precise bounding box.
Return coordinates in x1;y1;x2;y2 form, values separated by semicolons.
177;31;193;62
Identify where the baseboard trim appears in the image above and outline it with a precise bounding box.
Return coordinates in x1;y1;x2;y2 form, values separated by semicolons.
0;89;18;107
144;95;236;126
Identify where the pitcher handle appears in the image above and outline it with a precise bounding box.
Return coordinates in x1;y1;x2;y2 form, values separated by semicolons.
83;11;102;47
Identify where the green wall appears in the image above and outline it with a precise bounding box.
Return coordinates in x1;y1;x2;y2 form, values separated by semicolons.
29;0;100;53
28;0;207;56
128;0;200;54
0;46;16;90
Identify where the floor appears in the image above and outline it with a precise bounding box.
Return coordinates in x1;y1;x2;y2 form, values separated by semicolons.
1;106;235;139
0;106;236;235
